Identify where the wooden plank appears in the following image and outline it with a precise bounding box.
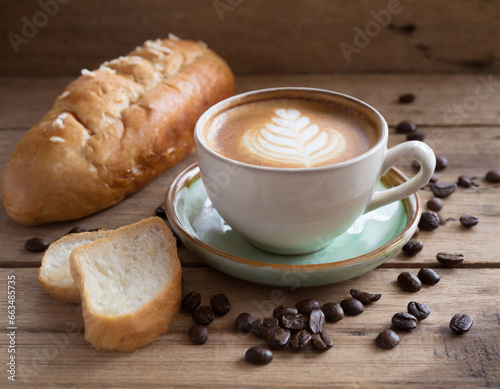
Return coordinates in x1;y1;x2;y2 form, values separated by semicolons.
0;267;498;387
1;74;500;130
1;0;499;75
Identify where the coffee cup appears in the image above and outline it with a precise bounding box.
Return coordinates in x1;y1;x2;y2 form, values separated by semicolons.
194;88;435;255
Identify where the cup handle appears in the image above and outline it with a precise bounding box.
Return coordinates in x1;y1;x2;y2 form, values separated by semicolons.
365;141;436;213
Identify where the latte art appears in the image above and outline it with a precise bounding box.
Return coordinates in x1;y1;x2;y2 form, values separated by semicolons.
243;109;346;168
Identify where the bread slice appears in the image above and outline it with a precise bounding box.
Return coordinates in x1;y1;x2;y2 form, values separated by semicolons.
39;229;111;304
69;217;182;352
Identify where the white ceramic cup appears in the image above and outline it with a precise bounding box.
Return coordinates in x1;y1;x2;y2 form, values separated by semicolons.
195;88;435;255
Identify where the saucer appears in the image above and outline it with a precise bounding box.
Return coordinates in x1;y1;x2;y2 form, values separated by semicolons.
166;163;420;287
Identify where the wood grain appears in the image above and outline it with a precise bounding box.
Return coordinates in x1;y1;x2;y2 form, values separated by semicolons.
0;267;498;388
0;0;499;76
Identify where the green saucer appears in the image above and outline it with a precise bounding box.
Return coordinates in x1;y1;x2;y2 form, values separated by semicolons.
166;163;420;287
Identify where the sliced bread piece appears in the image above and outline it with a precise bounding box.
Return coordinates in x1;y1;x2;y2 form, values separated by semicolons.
69;217;182;352
39;229;111;303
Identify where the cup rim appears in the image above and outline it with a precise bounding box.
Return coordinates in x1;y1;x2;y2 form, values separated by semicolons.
195;87;389;172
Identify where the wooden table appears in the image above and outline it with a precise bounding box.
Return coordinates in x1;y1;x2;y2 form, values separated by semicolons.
1;74;499;388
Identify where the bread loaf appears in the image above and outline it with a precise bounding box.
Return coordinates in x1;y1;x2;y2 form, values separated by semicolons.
69;217;182;352
2;36;235;225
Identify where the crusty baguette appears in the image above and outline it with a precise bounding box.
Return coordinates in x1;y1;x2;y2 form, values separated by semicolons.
69;217;182;352
39;229;111;304
2;36;234;225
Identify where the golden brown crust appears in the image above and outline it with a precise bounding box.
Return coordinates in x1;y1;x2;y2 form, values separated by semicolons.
2;38;235;225
70;217;182;352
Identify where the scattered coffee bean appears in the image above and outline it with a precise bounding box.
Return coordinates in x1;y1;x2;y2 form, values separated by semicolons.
252;317;279;338
181;291;201;313
396;121;417;134
485;170;500;183
67;226;85;235
192;306;214;326
392;312;418;331
340;298;364;316
397;271;422;292
376;329;400;349
236;313;254;333
429;174;439;184
311;332;333;352
418;268;440;285
436;252;464;268
189;324;208;345
171;231;181;247
460;214;479;228
322;302;344;323
289;329;312;351
437;213;447;226
406;132;425;141
349;289;381;305
25;238;49;252
210;293;231;316
155;204;167;219
427;197;443;212
296;299;321;315
265;326;291;349
399;93;416;103
430;182;457;198
435;156;448;171
280;312;307;331
419;211;440;231
407;302;430;320
308;309;326;334
273;306;298;321
88;227;104;232
402;240;424;256
450;313;474;334
457;175;473;188
245;347;273;365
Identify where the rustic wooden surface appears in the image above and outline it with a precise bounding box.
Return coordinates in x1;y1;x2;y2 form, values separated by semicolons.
1;0;499;76
0;74;499;387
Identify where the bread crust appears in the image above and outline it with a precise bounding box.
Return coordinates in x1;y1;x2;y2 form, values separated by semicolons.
2;38;234;225
69;217;182;352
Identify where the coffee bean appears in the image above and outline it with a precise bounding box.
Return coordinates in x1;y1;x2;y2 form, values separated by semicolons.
402;240;424;256
210;293;230;316
265;326;291;349
252;317;279;338
407;132;425;141
67;226;85;235
340;298;364;316
392;312;418;331
399;93;416;103
88;227;104;232
171;231;181;247
460;214;479;228
322;302;344;323
289;329;312;351
376;329;400;349
311;332;333;352
396;121;417;134
181;291;201;313
308;309;326;334
430;182;457;198
192;306;214;326
273;306;298;321
397;272;422;292
436;252;464;268
296;299;321;315
485;170;500;183
427;197;443;212
245;347;273;365
407;302;430;320
435;156;448;171
429;174;439;184
236;313;254;333
457;175;473;188
189;324;208;345
419;211;440;231
280;312;307;331
450;313;474;334
25;238;49;252
349;289;382;305
155;204;167;218
418;268;440;285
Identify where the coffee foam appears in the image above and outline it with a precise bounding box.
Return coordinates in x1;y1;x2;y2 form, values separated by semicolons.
205;98;379;168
